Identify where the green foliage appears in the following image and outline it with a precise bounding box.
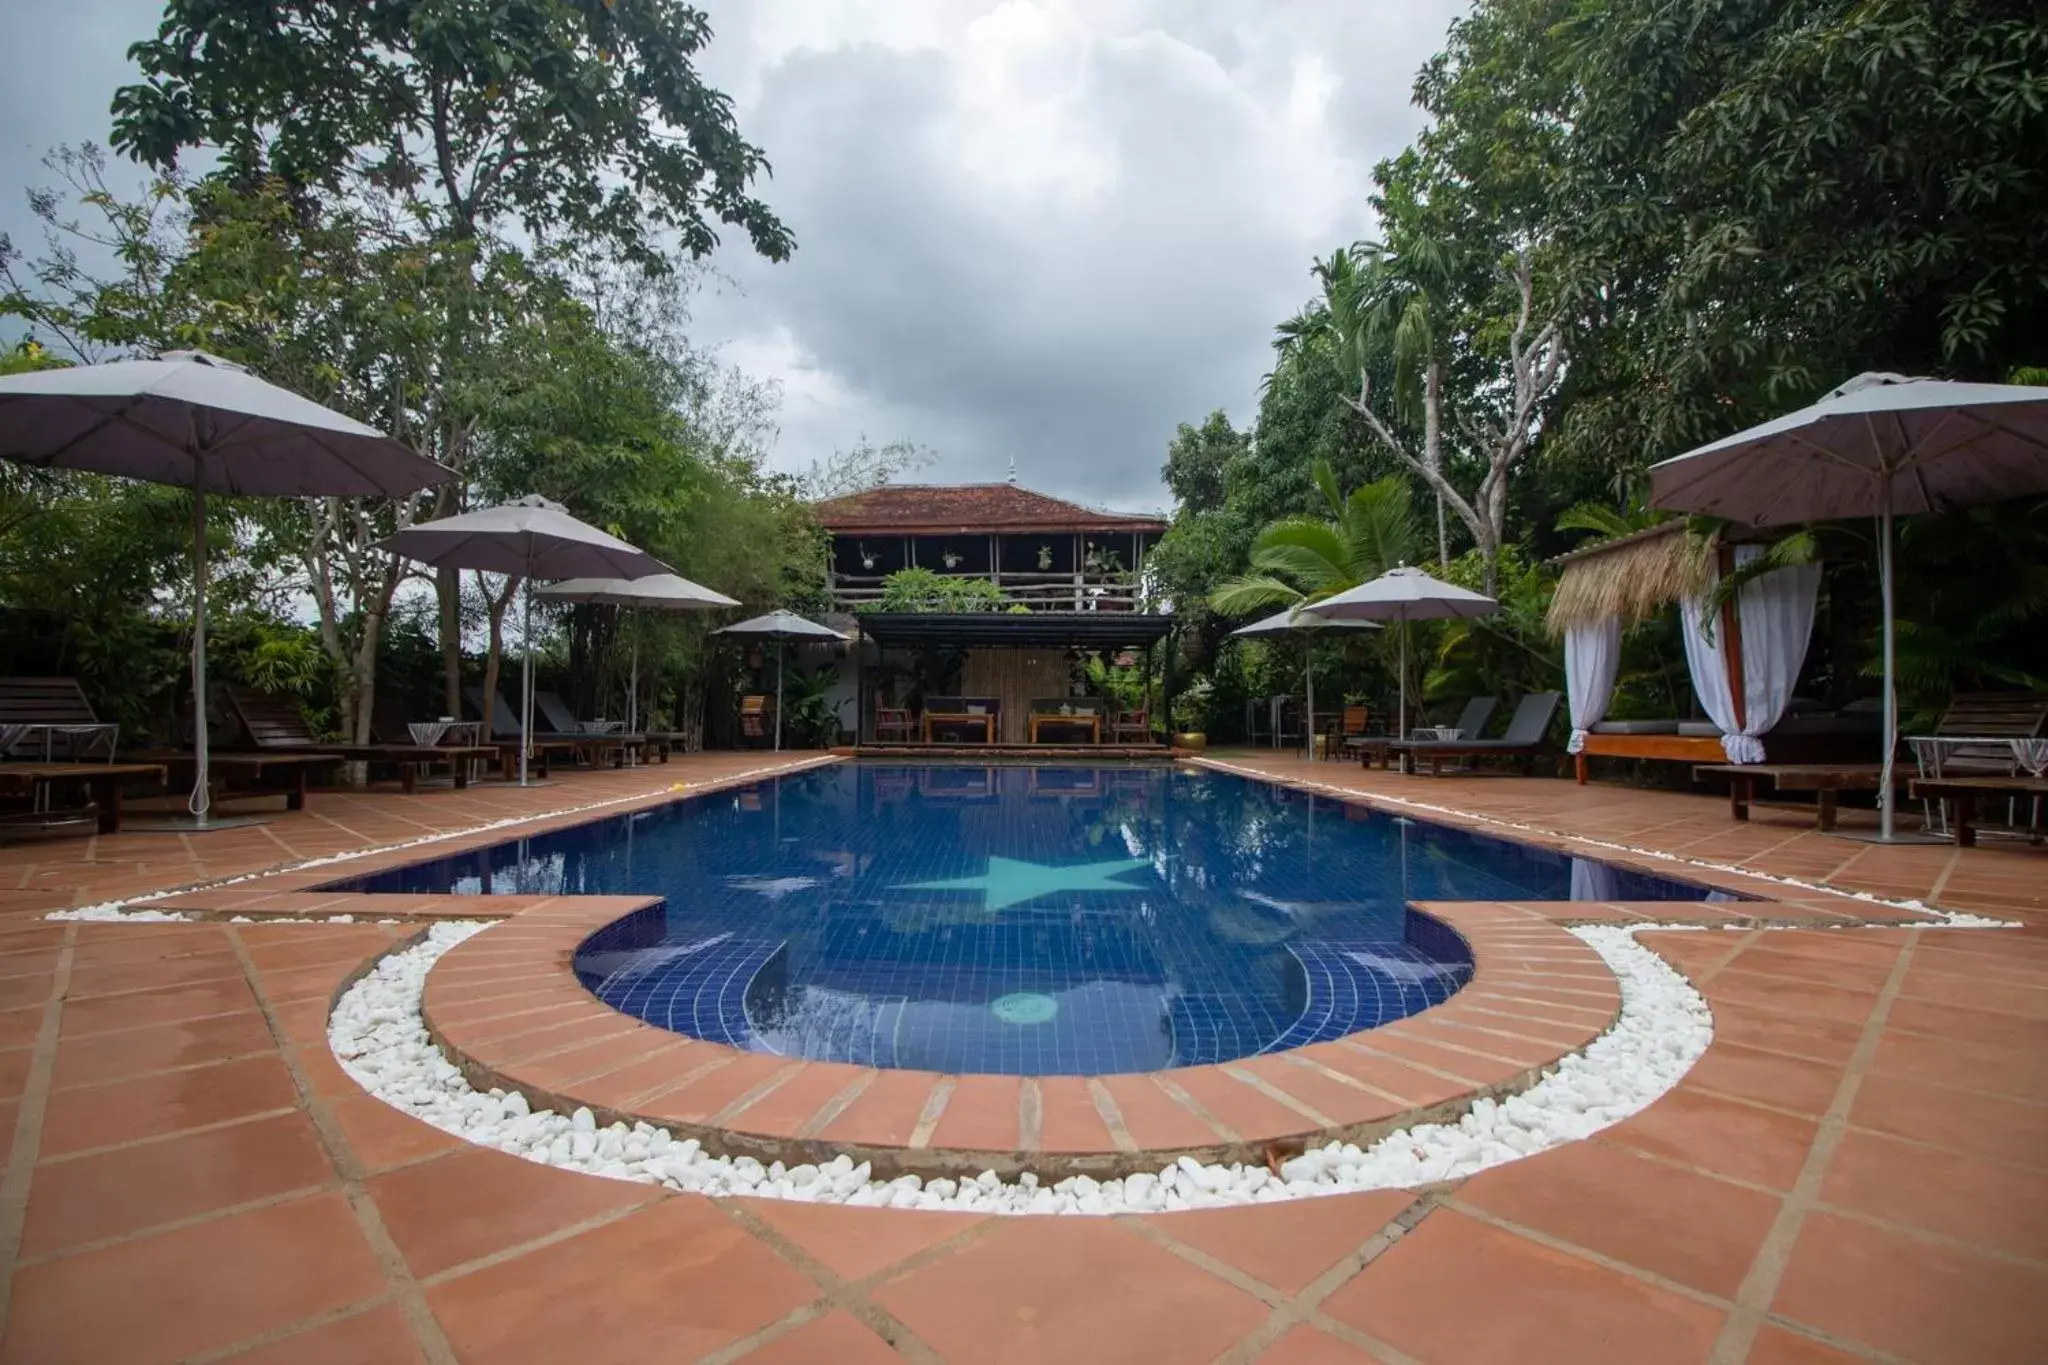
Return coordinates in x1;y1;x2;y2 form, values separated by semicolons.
861;567;1011;613
1160;411;1244;516
778;664;842;749
1884;502;2048;727
1084;655;1150;715
112;0;793;268
1210;466;1418;615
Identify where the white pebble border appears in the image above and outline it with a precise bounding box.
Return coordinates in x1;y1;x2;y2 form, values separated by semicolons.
1192;757;2021;929
43;755;841;922
329;919;1716;1215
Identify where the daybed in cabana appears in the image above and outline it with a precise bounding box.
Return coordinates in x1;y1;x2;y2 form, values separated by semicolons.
1546;522;1875;788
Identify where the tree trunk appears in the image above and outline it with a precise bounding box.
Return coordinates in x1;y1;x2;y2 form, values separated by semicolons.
478;575;518;736
1425;359;1449;568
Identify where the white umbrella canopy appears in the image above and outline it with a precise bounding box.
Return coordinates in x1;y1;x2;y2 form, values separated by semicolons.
1311;567;1499;740
378;497;673;784
1232;607;1381;754
0;350;452;828
715;612;849;752
1649;371;2048;841
537;574;740;733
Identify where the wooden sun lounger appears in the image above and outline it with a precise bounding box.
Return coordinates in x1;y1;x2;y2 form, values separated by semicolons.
0;761;165;834
226;686;497;793
1910;775;2048;846
124;749;343;812
1693;763;1890;832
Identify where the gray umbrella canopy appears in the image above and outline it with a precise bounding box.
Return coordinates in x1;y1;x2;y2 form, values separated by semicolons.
0;350;451;828
1233;607;1381;753
537;575;740;733
716;612;849;752
0;350;449;494
378;497;671;784
716;610;849;643
536;574;739;609
1650;372;2048;840
1647;372;2048;524
1312;567;1499;740
377;495;669;580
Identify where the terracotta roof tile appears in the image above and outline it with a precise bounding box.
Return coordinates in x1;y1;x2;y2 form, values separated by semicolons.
812;483;1168;535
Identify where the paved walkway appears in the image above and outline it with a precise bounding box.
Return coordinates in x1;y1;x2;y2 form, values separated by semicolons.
0;753;2041;1363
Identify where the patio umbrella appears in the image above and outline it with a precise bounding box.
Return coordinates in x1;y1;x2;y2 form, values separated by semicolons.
714;611;849;751
378;497;670;784
1231;606;1381;753
1648;372;2048;840
536;573;739;732
1311;566;1499;740
0;349;450;827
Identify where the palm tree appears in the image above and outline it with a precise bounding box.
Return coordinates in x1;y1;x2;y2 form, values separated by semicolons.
1210;461;1418;615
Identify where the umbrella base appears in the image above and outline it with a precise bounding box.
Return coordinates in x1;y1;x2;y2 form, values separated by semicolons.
1827;828;1951;846
123;814;271;834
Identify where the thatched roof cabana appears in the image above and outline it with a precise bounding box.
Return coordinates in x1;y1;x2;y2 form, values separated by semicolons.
1543;520;1716;637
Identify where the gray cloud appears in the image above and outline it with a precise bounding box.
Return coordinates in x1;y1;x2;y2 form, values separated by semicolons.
0;0;1468;511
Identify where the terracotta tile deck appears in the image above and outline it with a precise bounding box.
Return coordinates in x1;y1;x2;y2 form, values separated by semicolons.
0;751;2041;1361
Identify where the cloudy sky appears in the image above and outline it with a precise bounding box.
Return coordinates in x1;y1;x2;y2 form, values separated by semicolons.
0;0;1468;512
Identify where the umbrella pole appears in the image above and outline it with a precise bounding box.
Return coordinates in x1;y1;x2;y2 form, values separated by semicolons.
1304;637;1314;759
519;574;532;787
189;485;211;823
1398;621;1408;743
774;642;784;752
1878;476;1898;841
627;612;639;736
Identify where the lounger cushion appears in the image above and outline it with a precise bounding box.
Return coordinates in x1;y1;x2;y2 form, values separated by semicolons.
1589;720;1680;735
1676;721;1723;737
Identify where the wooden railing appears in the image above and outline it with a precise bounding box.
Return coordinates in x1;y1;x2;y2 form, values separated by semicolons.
829;570;1144;612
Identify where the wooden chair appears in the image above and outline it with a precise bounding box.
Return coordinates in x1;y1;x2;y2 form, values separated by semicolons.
873;702;917;743
739;695;773;746
1109;708;1150;744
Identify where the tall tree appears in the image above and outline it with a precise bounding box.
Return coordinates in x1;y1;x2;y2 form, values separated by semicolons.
111;0;795;715
111;0;793;267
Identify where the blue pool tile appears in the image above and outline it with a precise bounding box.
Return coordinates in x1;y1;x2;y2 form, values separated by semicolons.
340;764;1738;1075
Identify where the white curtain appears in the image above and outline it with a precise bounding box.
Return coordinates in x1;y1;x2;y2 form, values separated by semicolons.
1564;619;1622;755
1681;545;1821;764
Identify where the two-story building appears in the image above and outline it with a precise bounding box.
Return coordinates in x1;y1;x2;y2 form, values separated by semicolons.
810;481;1172;746
813;481;1166;613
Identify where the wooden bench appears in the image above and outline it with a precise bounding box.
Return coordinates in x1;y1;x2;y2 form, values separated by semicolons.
1693;763;1889;832
0;762;166;834
1909;776;2048;846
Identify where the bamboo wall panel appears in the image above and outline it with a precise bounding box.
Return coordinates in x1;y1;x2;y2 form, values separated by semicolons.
961;648;1072;742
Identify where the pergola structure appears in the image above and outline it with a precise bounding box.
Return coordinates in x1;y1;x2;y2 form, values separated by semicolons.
850;610;1173;751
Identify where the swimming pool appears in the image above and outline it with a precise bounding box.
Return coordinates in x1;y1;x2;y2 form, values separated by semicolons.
344;763;1733;1074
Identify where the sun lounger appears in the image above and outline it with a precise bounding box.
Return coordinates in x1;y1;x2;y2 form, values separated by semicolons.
534;691;645;765
463;686;582;776
0;677;119;761
1354;696;1497;769
1391;692;1561;775
227;686;495;793
0;761;166;833
122;749;341;812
